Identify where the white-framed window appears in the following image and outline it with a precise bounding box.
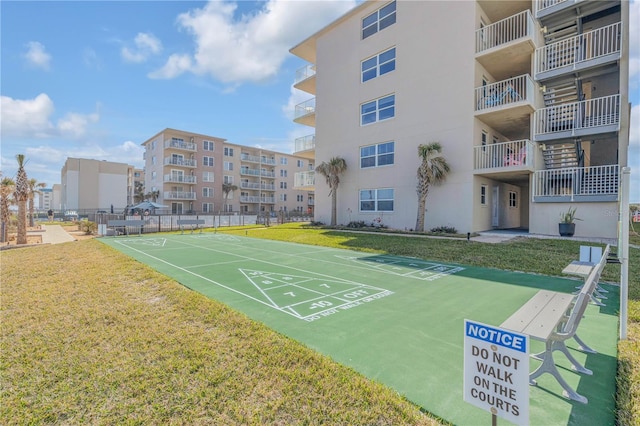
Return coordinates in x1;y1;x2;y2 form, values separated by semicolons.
360;188;394;212
362;0;396;39
151;156;156;165
203;171;214;182
203;187;214;197
203;140;215;151
509;191;518;208
297;160;304;167
362;47;396;82
224;161;233;171
225;190;234;200
481;131;487;151
224;175;234;184
360;141;394;168
280;182;287;189
202;203;214;213
297;194;304;202
280;157;288;165
480;184;487;205
151;171;156;180
361;94;395;125
151;139;156;150
280;194;287;201
224;147;234;156
280;169;288;177
203;156;214;167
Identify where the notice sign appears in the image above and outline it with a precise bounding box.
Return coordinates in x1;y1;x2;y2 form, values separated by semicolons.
464;320;529;425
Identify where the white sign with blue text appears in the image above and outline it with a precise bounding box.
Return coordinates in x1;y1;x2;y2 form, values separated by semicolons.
464;320;529;425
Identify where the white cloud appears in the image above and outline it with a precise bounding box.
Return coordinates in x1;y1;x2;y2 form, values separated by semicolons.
57;112;100;139
24;41;52;70
122;32;163;63
150;0;355;85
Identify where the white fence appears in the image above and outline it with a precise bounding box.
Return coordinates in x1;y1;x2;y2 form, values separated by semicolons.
532;165;619;199
476;10;534;53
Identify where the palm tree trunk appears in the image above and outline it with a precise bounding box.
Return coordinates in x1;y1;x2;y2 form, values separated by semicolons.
17;201;27;244
415;195;427;232
29;199;35;227
331;190;338;226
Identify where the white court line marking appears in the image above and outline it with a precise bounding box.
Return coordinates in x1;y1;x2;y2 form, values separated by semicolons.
239;269;279;308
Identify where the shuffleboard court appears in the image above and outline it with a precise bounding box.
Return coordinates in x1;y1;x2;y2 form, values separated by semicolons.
101;234;619;425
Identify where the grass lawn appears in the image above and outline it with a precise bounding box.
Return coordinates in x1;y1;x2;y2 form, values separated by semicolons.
1;223;638;424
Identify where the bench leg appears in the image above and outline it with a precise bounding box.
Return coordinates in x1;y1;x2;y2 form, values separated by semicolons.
530;342;588;404
572;334;597;354
532;340;592;374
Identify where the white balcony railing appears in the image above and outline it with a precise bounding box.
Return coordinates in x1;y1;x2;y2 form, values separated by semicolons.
241;153;260;163
240;196;276;203
534;94;620;137
294;98;316;119
295;64;316;85
295;134;315;152
163;174;196;184
240;168;260;177
164;139;197;151
533;0;588;18
476;10;534;53
164;157;197;167
532;165;619;199
474;140;534;170
534;22;621;77
295;171;315;187
163;191;196;200
475;74;534;111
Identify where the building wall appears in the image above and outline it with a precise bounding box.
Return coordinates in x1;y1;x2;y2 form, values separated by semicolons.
61;158;132;211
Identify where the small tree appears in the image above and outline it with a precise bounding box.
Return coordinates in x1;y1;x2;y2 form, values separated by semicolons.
415;143;450;232
27;178;46;227
315;157;347;226
1;175;15;243
222;183;238;213
14;155;29;244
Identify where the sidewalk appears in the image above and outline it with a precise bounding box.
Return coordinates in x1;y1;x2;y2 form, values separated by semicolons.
39;224;76;244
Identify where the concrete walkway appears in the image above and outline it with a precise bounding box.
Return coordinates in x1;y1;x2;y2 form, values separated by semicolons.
39;224;76;244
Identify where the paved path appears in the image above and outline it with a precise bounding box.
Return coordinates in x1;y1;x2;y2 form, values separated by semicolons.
40;225;76;244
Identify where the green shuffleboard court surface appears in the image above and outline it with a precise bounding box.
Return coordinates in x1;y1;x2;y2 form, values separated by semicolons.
101;234;619;425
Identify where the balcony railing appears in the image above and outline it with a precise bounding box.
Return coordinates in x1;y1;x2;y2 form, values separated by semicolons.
534;0;588;18
532;165;619;200
294;98;316;119
294;171;315;188
476;10;534;53
295;134;315;152
474;140;534;170
163;174;196;184
240;196;276;204
475;74;534;112
534;22;621;77
295;64;316;85
240;182;275;191
240;169;276;178
164;191;196;200
240;154;277;165
534;94;620;138
164;139;197;151
164;157;197;167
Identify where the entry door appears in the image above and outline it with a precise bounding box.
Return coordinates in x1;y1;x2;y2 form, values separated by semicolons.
492;186;500;227
172;202;183;215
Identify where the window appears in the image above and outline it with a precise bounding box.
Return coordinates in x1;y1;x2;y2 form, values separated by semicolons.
360;141;394;168
280;157;288;165
280;182;287;189
151;171;157;180
361;94;395;125
280;169;288;177
280;194;287;201
297;160;304;167
362;1;396;39
481;131;487;151
202;203;214;213
224;147;234;156
203;171;214;182
203;156;214;167
509;191;518;208
224;175;234;184
480;185;487;205
151;156;156;165
203;187;214;197
150;139;156;150
360;188;394;212
297;194;304;202
224;161;233;171
362;47;396;82
203;140;215;151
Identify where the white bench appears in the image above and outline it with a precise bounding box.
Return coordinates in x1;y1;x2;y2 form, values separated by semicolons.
500;247;609;404
562;245;610;306
177;219;205;234
107;219;145;236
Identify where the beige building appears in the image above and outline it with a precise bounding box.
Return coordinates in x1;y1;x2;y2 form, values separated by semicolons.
61;158;134;212
290;0;630;239
141;128;315;215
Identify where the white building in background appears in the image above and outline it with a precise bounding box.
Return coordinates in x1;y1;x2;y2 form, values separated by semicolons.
61;158;134;212
289;0;630;239
38;188;53;210
52;184;62;211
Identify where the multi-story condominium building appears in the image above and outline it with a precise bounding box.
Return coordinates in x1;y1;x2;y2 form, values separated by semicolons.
60;158;134;212
290;0;630;238
38;188;53;211
141;128;315;215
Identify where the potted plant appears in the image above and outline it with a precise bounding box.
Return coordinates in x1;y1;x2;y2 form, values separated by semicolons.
559;206;581;237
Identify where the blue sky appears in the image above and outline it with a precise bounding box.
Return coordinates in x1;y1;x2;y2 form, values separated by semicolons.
1;0;639;202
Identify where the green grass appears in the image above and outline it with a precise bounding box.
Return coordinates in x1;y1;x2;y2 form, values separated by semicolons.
2;223;638;425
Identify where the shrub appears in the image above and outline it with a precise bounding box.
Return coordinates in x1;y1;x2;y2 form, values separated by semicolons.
430;225;457;234
79;221;97;235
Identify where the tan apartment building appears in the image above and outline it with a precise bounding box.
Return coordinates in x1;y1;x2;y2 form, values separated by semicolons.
290;0;630;239
141;128;315;215
61;158;134;212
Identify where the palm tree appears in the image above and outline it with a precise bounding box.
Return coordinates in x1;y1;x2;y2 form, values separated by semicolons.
134;182;145;203
1;175;15;243
14;154;29;244
315;157;347;226
415;142;450;232
27;178;46;227
145;190;160;202
222;183;238;213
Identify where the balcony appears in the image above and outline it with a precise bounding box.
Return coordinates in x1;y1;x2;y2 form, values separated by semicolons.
294;64;316;95
164;191;196;200
473;140;535;172
532;164;619;202
294;171;315;190
533;94;620;141
534;22;621;81
240;196;276;204
240;154;277;165
164;157;197;168
294;98;316;127
239;181;275;191
294;134;315;159
475;75;536;138
163;174;196;184
240;168;276;178
475;10;537;80
164;139;197;152
534;0;619;22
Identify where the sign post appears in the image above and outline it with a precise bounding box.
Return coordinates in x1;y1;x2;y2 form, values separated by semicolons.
464;320;529;425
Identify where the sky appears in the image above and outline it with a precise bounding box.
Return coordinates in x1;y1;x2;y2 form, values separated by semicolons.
1;0;639;202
